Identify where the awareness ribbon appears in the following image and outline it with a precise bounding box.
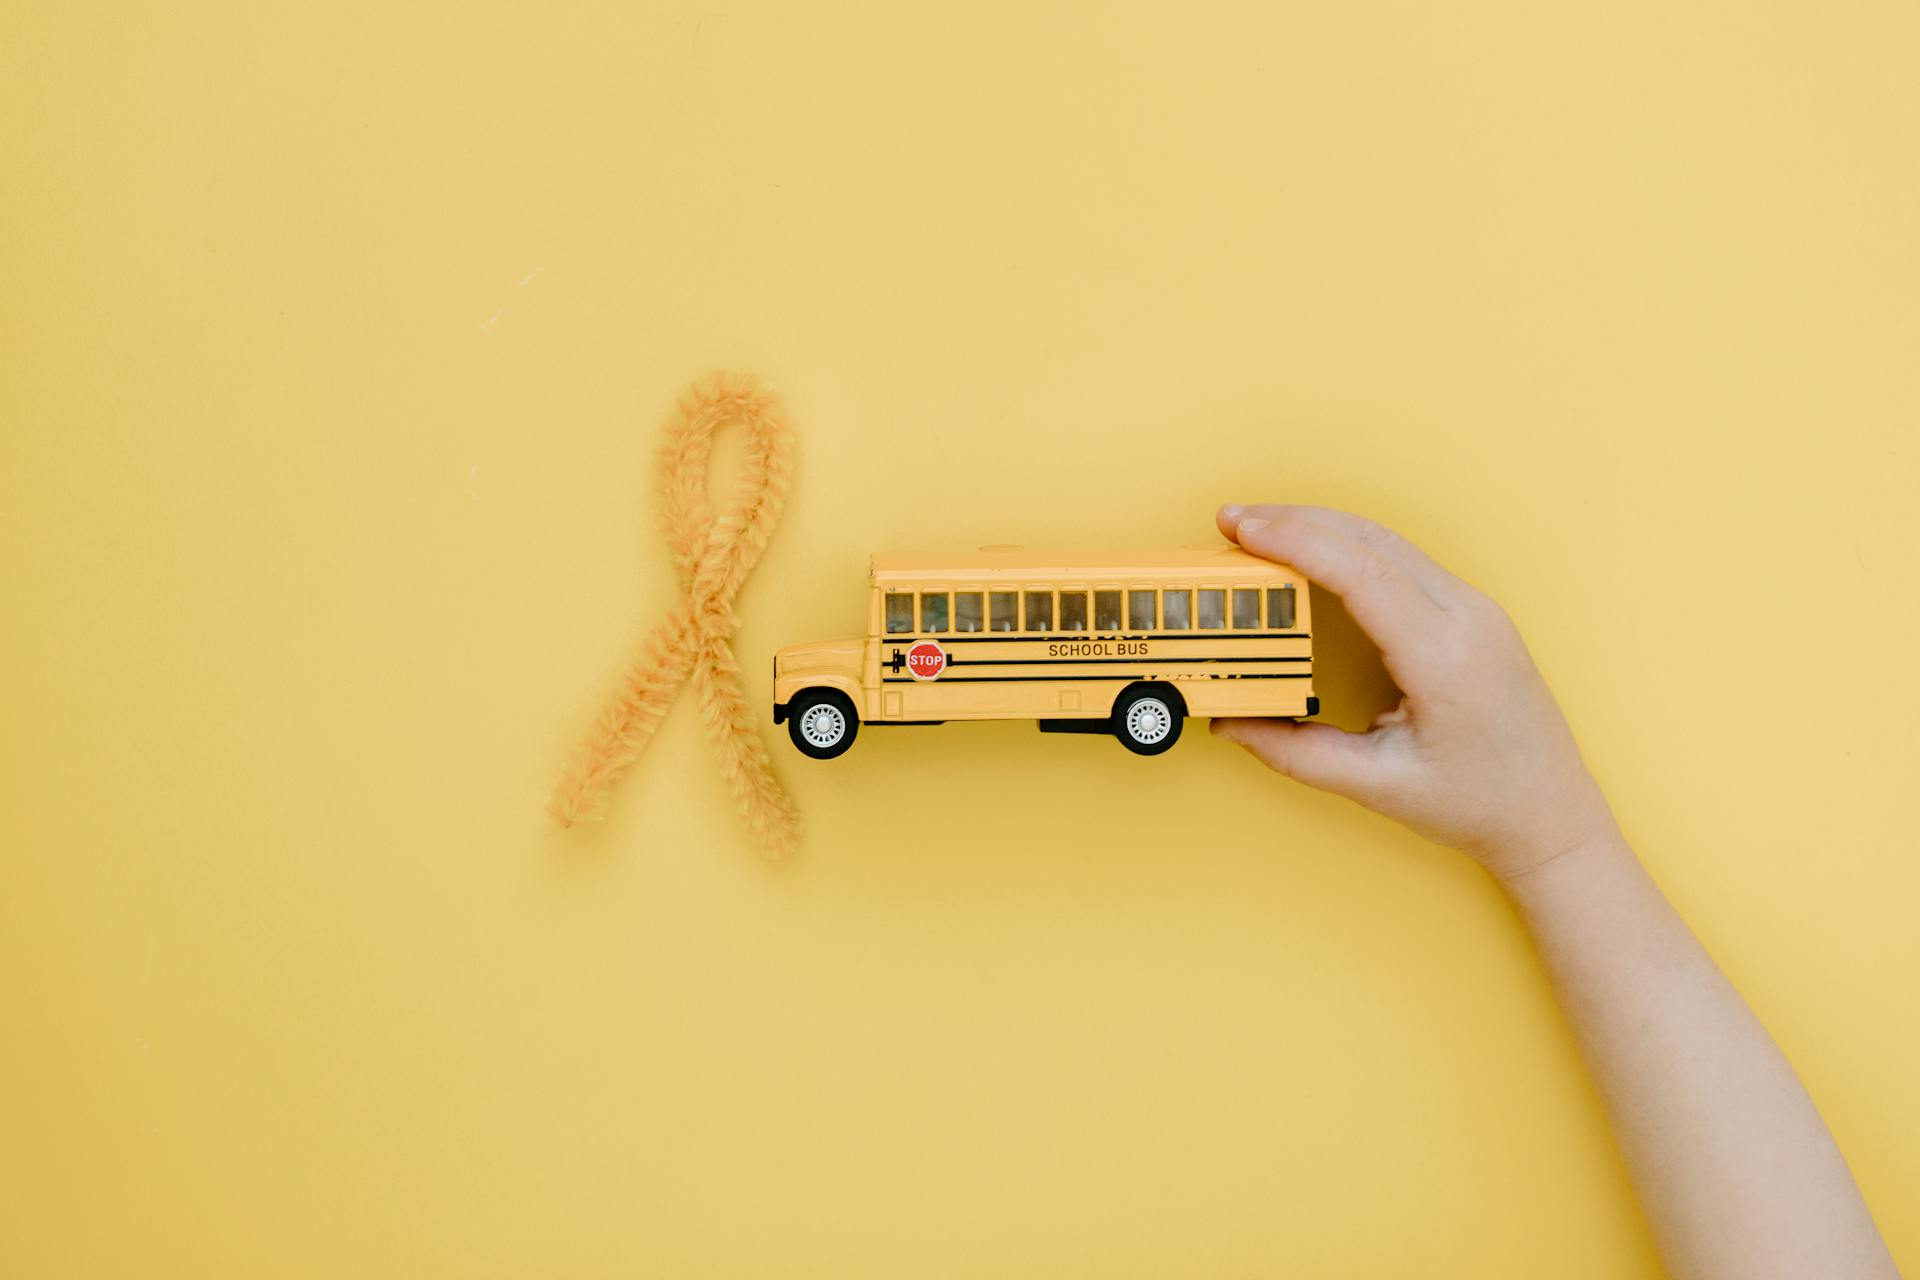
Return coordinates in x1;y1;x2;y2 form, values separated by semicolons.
549;372;801;857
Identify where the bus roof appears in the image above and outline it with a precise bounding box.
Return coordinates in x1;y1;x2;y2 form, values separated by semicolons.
868;545;1299;582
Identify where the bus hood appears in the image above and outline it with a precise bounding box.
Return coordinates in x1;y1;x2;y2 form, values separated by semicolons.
773;638;864;675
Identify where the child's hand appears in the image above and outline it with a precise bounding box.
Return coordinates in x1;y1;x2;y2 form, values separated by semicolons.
1214;506;1904;1275
1212;504;1617;883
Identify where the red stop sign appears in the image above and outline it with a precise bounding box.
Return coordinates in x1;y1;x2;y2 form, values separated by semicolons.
905;641;947;681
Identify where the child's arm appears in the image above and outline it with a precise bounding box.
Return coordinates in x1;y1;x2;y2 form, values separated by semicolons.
1213;503;1900;1280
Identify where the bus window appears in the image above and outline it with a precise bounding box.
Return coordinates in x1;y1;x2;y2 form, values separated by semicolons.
920;592;950;632
1127;590;1156;630
885;593;914;634
989;591;1018;631
1094;590;1122;631
1162;589;1191;630
1023;590;1053;631
1268;586;1296;630
1197;589;1226;629
1232;588;1261;629
955;592;984;633
1059;591;1089;631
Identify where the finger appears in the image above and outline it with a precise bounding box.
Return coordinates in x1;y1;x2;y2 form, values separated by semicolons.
1210;717;1385;803
1216;503;1250;543
1220;506;1446;664
1223;504;1468;610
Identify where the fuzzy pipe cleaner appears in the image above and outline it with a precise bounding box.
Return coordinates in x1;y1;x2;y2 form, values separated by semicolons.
549;373;801;856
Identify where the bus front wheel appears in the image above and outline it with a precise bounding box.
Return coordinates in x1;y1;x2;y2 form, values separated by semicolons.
788;689;859;760
1113;685;1183;756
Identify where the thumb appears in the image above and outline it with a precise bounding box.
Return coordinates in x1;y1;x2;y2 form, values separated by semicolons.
1210;717;1384;802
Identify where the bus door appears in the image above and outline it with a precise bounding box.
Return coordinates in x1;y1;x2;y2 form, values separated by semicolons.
878;588;956;720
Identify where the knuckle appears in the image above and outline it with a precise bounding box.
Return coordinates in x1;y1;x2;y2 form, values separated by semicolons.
1457;587;1513;632
1354;544;1401;589
1349;516;1406;555
1480;598;1523;647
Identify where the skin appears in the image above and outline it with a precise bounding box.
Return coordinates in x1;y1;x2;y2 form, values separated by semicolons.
1212;503;1901;1280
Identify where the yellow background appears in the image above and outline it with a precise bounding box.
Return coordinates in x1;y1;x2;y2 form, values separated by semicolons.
5;3;1916;1275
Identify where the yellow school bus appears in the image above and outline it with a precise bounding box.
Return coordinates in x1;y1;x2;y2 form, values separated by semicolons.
772;545;1315;758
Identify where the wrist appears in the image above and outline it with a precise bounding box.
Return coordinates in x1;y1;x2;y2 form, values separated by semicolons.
1486;815;1629;897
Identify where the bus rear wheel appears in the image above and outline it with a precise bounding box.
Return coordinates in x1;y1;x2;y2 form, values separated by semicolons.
788;689;859;760
1113;685;1183;756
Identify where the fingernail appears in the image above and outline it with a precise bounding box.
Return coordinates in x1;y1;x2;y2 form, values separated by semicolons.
1220;503;1244;520
1237;516;1269;536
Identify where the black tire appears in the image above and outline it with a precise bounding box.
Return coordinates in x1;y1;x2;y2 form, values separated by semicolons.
787;689;859;760
1112;684;1183;756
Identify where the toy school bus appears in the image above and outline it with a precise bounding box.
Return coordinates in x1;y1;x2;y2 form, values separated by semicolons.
772;546;1315;758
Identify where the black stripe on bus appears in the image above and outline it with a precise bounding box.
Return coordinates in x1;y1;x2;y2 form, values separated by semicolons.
882;672;1314;684
948;655;1312;667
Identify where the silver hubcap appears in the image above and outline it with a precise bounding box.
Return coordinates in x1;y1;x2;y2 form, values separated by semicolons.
800;703;847;749
1125;697;1174;745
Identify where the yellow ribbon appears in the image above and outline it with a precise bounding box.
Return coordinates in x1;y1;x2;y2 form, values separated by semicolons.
549;372;801;857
